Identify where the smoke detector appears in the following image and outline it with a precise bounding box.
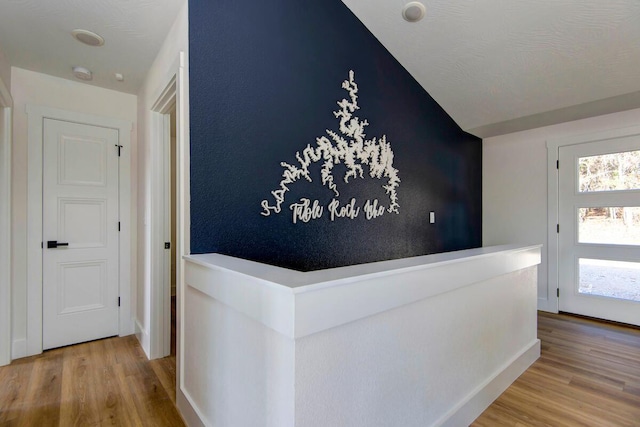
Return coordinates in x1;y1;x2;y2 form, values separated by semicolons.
402;2;426;22
72;66;93;81
71;29;105;47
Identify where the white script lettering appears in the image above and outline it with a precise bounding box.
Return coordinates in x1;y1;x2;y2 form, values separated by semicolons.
328;198;360;221
364;199;385;220
290;198;323;224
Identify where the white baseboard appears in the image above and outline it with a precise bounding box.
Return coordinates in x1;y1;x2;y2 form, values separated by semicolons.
437;339;541;427
0;336;10;366
11;338;27;360
178;388;207;427
120;315;135;336
135;319;151;359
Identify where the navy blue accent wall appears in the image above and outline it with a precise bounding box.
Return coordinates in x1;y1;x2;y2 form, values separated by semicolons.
189;0;482;271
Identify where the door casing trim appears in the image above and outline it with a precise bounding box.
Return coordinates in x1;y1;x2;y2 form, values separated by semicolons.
0;75;13;366
545;124;640;314
26;105;133;356
150;75;176;360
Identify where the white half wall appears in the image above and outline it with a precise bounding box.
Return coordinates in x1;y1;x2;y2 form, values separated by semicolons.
182;245;541;427
184;284;295;426
295;267;539;427
10;67;137;358
483;107;640;312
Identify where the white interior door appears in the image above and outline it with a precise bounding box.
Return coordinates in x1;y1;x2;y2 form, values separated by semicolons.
42;118;120;350
558;136;640;326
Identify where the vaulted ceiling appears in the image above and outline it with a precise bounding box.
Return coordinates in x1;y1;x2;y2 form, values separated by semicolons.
1;0;639;137
343;0;640;136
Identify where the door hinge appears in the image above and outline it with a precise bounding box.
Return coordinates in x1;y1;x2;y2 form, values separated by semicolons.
557;288;560;298
41;241;43;248
118;297;121;307
556;160;559;169
557;224;560;233
115;144;123;157
118;221;121;231
164;242;171;249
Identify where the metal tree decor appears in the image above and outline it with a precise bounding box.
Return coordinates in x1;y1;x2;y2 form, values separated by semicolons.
260;70;401;217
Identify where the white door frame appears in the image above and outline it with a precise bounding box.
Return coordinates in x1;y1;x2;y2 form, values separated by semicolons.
546;124;640;314
151;76;176;359
148;51;189;362
26;105;133;356
0;75;13;366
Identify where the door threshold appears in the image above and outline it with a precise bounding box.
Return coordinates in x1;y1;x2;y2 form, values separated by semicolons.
557;311;640;331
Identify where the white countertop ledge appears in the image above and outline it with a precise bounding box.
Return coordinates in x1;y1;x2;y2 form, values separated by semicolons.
184;244;542;338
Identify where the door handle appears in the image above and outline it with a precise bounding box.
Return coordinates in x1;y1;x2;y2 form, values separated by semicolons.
47;240;69;249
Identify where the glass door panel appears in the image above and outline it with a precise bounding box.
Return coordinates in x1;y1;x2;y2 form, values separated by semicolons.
559;136;640;326
578;258;640;302
578;207;640;245
578;149;640;192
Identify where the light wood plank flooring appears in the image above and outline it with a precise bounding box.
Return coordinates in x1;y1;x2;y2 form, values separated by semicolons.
473;312;640;426
1;312;638;426
0;336;183;427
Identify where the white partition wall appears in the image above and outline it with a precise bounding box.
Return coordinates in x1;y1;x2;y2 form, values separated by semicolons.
180;245;541;427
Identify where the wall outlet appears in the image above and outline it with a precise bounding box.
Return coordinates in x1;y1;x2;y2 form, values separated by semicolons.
429;211;435;224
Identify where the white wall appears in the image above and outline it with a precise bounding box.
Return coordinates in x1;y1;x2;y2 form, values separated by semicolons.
10;67;137;358
0;42;11;91
135;0;188;356
483;107;640;312
0;55;12;366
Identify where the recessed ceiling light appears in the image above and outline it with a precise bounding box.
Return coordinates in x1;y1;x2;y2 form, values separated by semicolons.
402;2;426;22
71;29;105;47
72;66;93;81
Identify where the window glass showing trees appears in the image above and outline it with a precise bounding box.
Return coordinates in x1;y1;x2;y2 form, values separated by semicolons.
578;207;640;246
578;150;640;192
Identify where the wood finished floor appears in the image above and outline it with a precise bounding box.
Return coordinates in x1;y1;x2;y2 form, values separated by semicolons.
473;312;640;426
0;336;183;427
1;312;638;426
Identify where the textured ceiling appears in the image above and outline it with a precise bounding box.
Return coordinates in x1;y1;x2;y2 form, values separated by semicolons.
0;0;185;94
1;0;639;136
343;0;640;136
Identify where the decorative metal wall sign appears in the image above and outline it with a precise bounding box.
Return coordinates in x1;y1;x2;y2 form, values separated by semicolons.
260;71;401;223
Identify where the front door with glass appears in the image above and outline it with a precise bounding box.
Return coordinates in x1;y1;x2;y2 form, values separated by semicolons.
558;136;640;326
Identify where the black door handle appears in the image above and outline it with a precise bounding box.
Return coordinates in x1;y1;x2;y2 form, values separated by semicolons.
47;240;69;248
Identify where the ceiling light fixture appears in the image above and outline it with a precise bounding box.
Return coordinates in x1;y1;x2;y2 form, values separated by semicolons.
72;66;93;81
402;2;426;22
71;29;105;47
